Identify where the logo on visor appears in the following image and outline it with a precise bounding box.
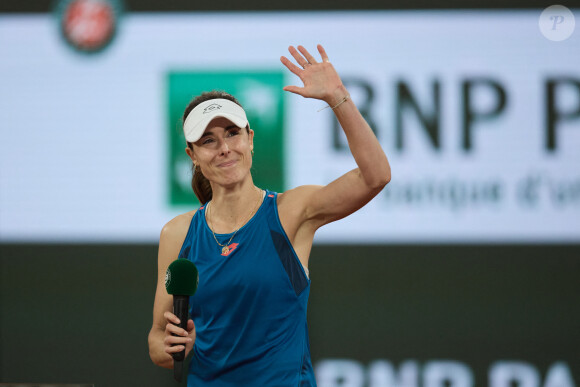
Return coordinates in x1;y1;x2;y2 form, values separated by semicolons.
203;103;222;114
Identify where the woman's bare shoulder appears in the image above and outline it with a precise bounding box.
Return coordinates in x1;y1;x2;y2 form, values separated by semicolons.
277;185;323;212
276;185;324;228
160;209;198;243
156;209;199;265
278;185;322;203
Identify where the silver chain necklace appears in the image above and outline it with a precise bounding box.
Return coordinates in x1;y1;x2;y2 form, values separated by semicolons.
206;188;263;255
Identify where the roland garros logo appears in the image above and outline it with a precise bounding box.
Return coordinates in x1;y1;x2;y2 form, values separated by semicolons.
55;0;123;54
164;268;171;288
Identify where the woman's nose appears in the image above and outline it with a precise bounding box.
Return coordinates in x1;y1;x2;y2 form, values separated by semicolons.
218;139;230;155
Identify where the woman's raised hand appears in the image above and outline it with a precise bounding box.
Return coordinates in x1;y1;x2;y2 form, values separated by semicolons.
280;44;346;106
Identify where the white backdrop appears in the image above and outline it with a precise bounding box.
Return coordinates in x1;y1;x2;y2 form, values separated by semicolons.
1;11;579;243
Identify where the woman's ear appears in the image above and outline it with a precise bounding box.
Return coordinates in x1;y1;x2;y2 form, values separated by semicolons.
248;128;254;151
185;146;196;164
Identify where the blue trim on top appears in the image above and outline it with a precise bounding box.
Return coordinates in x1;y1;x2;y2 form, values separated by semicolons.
270;229;308;296
271;191;311;283
269;191;310;296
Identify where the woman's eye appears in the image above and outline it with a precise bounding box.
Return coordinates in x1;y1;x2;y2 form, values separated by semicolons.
202;138;215;145
227;129;240;137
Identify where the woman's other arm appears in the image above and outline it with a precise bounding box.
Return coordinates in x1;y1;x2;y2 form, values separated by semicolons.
148;212;196;369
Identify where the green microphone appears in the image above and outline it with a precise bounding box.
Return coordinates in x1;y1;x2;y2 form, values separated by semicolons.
165;258;199;382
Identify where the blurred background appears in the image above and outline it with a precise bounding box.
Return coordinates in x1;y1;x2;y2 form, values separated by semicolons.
1;0;579;386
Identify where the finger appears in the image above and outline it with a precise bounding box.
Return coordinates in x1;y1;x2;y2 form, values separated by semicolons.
288;45;309;68
317;44;330;63
165;345;184;354
165;343;187;354
163;311;180;325
187;319;195;333
298;45;318;64
164;334;193;346
166;322;189;337
164;336;192;355
280;56;303;76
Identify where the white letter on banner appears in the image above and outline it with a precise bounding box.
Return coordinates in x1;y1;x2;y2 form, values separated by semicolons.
368;360;419;387
316;359;365;387
424;361;474;387
490;361;540;387
544;362;576;387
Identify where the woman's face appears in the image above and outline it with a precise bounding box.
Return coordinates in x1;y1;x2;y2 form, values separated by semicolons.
187;117;254;187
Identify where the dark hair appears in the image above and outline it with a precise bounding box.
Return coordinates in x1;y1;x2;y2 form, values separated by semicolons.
183;90;246;205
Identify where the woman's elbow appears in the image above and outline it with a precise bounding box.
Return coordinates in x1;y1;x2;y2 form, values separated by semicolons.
385;170;392;185
369;168;391;191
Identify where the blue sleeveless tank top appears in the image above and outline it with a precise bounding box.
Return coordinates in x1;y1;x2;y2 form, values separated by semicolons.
178;190;316;387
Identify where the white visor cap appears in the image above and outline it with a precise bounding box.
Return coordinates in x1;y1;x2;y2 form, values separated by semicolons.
183;98;249;143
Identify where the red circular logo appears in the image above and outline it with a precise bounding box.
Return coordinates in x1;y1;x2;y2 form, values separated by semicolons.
60;0;118;53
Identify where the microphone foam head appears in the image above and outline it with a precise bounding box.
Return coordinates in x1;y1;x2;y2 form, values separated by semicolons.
165;259;199;296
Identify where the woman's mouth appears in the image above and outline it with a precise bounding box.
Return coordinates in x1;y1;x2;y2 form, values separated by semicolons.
218;160;237;168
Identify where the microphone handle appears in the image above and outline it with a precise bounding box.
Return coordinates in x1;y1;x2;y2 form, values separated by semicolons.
171;295;189;362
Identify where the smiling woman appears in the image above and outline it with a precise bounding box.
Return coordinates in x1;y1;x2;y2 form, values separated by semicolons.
148;44;391;386
182;91;251;205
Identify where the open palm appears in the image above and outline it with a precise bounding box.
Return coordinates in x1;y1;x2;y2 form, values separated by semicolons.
280;44;345;105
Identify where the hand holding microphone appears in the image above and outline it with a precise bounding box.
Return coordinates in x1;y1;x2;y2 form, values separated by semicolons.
164;258;199;382
163;312;195;360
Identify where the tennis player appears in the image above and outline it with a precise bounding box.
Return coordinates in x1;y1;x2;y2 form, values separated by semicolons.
148;44;391;386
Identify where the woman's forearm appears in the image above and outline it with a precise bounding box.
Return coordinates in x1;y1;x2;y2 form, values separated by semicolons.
330;85;391;189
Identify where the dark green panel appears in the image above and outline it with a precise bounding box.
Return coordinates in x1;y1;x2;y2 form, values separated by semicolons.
1;244;579;386
0;244;179;386
307;245;580;385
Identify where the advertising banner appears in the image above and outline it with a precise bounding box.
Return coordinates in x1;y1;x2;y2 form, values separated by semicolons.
0;11;578;243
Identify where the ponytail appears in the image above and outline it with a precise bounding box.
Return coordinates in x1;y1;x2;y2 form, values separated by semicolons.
191;158;212;205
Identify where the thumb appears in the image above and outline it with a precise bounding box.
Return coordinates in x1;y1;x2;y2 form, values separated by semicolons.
187;319;195;333
283;85;305;96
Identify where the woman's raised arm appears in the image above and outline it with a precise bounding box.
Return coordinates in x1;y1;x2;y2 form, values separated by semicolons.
280;44;391;228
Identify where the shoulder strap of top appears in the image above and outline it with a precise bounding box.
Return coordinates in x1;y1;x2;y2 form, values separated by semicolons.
177;206;206;259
